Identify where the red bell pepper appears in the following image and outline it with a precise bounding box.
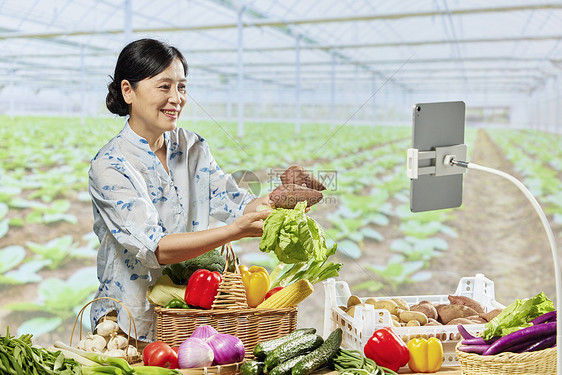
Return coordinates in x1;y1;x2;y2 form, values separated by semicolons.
364;327;409;372
184;269;222;309
265;286;284;300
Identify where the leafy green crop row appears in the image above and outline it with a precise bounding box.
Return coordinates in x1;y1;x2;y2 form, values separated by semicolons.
487;129;562;218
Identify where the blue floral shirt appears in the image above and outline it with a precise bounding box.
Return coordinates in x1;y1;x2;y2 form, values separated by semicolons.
88;120;254;341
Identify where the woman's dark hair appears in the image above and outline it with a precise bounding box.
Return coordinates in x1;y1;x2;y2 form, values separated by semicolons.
106;38;188;116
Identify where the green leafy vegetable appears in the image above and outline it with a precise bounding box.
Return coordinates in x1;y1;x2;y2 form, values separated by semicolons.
162;248;226;285
481;292;555;340
260;201;335;264
260;202;341;287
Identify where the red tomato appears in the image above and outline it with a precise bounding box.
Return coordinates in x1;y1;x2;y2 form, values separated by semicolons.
143;341;179;369
265;287;284;300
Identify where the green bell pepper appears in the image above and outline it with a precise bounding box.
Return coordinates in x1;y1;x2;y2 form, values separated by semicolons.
163;298;190;309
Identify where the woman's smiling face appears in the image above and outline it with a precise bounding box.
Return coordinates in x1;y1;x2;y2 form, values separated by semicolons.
122;58;187;141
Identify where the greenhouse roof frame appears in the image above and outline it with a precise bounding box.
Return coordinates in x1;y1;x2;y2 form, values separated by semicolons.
0;0;561;98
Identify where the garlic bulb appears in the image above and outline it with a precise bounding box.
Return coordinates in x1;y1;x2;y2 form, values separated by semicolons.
107;332;128;350
124;345;138;357
84;332;106;352
95;318;119;337
105;348;126;358
76;337;87;350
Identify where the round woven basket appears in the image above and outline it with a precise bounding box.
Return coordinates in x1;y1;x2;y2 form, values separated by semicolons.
155;243;298;358
72;296;142;364
455;342;557;375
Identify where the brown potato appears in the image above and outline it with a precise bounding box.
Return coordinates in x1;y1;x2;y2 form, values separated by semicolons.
448;295;485;314
465;315;487;324
373;300;399;315
364;297;378;306
425;318;442;326
399;310;428;326
410;302;438;320
479;308;504;322
270;184;323;208
347;295;362;308
436;304;478;324
446;317;477;325
346;304;361;317
280;166;326;191
391;298;410;311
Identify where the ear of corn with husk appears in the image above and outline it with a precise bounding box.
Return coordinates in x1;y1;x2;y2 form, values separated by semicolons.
256;279;313;309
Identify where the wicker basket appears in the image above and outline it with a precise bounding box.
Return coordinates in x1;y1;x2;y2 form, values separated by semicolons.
455;342;557;375
155;243;298;358
72;297;142;364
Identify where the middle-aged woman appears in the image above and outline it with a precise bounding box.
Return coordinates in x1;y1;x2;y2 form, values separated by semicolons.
87;38;316;343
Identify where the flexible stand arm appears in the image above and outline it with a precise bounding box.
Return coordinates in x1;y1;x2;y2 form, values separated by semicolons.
453;159;561;374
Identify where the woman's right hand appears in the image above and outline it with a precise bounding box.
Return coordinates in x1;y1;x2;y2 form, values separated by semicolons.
231;209;271;240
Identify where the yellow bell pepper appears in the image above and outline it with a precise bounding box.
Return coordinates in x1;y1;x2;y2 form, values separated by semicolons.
239;265;270;308
407;337;443;373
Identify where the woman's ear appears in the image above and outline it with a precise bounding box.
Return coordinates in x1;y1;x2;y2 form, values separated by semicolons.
121;80;134;104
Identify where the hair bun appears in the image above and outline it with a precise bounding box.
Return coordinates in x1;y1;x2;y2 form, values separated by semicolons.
106;79;129;116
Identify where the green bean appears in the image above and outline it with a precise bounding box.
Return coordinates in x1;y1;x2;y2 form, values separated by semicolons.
0;328;81;375
329;349;397;375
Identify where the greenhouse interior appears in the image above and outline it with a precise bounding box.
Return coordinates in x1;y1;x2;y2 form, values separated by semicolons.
0;1;561;374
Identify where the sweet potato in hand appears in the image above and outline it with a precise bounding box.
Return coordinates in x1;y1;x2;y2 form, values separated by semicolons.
280;166;326;191
269;184;323;209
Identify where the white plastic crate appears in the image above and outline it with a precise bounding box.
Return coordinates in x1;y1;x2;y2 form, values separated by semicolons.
323;274;504;367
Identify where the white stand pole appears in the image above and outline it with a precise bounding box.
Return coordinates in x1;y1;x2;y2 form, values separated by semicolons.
464;162;561;375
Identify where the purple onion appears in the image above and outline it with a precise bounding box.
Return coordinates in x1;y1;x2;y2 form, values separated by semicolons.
178;337;214;369
206;333;245;365
191;325;219;340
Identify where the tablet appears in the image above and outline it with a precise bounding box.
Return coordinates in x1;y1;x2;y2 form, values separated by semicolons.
410;101;466;212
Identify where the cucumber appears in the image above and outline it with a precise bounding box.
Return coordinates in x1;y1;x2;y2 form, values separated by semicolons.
268;354;307;375
291;328;343;375
241;360;265;375
264;334;324;371
253;328;316;360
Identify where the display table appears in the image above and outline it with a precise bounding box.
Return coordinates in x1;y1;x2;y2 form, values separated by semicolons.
398;367;460;374
320;366;461;374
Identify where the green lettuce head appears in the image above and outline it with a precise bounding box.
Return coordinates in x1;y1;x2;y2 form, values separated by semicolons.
259;201;333;264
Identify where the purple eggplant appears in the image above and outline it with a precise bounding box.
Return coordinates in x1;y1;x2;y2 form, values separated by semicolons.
461;336;499;346
458;344;490;355
522;334;556;352
457;324;478;340
482;321;556;355
505;334;556;353
531;311;556;325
